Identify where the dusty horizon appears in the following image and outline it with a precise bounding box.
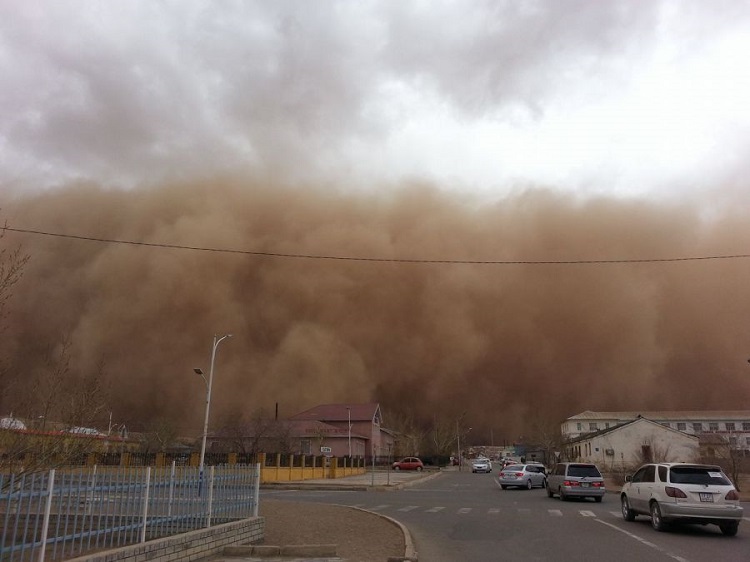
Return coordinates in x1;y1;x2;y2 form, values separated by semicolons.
2;179;750;443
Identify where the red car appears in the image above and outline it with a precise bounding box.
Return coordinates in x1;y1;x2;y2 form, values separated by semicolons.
392;457;424;471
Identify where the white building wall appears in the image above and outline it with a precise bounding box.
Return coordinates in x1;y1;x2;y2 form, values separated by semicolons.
566;420;699;470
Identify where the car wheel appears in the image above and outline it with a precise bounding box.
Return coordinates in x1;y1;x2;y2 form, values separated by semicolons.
416;466;423;472
719;521;739;537
650;501;668;532
526;479;533;490
559;487;567;501
621;495;636;521
546;483;554;498
394;466;401;471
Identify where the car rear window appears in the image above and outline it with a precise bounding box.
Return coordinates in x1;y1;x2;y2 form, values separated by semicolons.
669;466;731;485
504;465;523;471
567;464;601;478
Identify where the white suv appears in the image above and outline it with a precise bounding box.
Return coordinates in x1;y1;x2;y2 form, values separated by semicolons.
620;463;743;536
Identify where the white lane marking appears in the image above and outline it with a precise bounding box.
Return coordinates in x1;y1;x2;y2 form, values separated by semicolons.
425;506;445;513
548;509;563;517
488;508;500;515
595;519;690;562
370;504;389;511
457;507;472;514
580;510;596;517
398;505;419;512
609;511;621;518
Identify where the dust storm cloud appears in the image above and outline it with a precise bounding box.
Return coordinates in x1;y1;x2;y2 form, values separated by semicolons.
2;181;750;440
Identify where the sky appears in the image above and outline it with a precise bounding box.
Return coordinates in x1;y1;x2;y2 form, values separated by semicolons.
1;1;750;444
2;0;750;198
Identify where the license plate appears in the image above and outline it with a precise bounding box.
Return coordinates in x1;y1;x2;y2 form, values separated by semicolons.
699;493;713;502
581;482;590;488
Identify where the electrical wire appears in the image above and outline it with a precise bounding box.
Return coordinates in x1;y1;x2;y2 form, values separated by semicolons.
3;226;750;265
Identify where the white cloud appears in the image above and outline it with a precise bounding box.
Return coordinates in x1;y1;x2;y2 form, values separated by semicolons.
1;0;749;199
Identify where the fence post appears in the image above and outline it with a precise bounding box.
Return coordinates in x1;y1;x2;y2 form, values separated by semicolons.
38;469;56;562
140;467;151;543
253;463;260;517
168;461;176;517
207;465;215;528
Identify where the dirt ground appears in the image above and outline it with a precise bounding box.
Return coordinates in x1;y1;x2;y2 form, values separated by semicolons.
258;499;407;562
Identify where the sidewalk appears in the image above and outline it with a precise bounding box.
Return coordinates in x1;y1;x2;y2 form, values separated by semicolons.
208;469;439;562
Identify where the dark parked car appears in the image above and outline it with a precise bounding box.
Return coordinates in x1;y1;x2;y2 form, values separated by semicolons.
392;457;424;471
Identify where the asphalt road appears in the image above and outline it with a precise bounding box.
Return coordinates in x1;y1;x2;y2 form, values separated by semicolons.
261;468;750;562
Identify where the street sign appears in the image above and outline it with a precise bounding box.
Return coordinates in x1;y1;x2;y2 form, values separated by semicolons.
320;446;332;453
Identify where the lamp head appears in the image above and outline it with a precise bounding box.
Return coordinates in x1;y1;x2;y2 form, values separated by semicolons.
194;368;204;375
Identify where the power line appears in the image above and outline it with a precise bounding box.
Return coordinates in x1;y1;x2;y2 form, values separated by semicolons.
3;226;750;265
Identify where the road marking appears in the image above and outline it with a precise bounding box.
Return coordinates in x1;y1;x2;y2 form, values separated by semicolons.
398;505;419;512
370;504;389;511
548;509;563;516
457;507;472;514
609;511;621;518
425;506;445;513
595;519;690;562
488;508;500;515
579;510;596;517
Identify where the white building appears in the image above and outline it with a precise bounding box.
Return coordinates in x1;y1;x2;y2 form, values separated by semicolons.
562;416;699;470
562;410;750;454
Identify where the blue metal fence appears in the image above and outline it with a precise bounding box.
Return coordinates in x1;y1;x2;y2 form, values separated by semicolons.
0;463;260;562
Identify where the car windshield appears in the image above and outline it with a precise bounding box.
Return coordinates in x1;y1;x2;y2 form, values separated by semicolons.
567;464;601;478
669;466;731;485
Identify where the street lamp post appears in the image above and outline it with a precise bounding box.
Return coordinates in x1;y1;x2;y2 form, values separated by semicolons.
193;334;232;477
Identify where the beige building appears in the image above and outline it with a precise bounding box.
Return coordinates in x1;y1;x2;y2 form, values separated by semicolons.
562;416;699;470
563;410;750;452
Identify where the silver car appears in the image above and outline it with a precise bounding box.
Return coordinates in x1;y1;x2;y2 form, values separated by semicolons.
472;458;492;473
546;462;606;502
497;464;547;490
620;463;743;536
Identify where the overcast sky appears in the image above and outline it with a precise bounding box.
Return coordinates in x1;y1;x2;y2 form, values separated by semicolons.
2;0;749;199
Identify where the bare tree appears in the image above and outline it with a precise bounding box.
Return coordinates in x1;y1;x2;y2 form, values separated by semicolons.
632;434;673;465
701;434;746;492
0;222;30;406
140;417;179;453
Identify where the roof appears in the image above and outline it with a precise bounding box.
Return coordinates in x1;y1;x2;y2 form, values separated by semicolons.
568;410;750;421
289;403;382;423
566;417;700;444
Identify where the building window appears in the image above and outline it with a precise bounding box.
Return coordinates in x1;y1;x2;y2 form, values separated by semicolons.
746;437;750;447
576;423;582;431
709;422;719;431
743;422;750;431
726;422;735;432
677;423;686;431
300;439;312;455
692;423;703;432
605;422;610;429
729;437;737;447
589;423;598;431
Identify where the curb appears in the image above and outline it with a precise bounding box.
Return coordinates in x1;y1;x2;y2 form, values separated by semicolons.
343;504;418;561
